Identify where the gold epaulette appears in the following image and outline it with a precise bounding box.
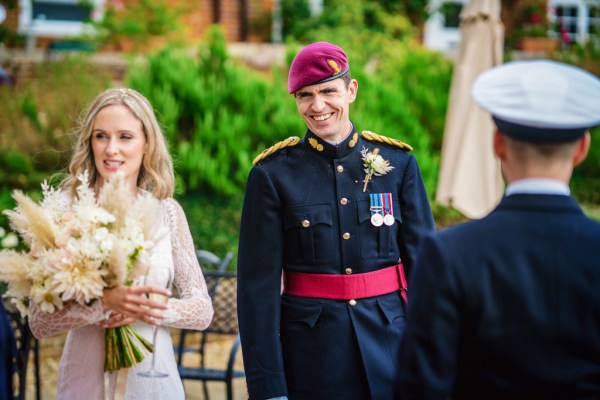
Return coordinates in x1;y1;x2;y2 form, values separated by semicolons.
361;130;413;151
252;136;301;165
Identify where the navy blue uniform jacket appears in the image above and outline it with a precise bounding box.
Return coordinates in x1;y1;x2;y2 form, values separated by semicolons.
398;193;600;399
0;301;15;400
238;127;434;400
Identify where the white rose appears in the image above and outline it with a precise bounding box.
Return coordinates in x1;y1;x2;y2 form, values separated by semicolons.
371;155;388;174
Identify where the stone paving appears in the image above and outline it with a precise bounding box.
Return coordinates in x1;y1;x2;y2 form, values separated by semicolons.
26;331;247;400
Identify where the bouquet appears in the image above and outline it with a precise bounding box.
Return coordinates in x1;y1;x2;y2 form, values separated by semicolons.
0;171;166;372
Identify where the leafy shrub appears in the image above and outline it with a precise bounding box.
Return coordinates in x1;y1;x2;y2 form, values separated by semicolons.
281;1;453;197
178;191;243;270
0;55;112;191
127;26;303;196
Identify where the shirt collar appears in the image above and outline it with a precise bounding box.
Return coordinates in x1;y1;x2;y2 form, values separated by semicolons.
505;178;570;196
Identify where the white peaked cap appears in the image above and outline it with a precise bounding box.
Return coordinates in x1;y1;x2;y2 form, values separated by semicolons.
472;59;600;142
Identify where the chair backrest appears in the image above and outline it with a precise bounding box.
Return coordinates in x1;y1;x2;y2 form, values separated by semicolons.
2;301;32;400
196;250;234;273
203;271;239;335
175;269;240;369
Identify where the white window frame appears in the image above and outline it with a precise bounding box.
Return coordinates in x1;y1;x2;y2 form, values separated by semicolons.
18;0;104;39
424;0;468;51
549;0;600;43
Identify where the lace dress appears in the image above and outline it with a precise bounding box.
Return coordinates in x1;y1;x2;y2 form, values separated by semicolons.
29;198;214;400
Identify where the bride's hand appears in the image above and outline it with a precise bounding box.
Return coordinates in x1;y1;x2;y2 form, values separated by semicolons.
101;312;136;328
101;284;171;326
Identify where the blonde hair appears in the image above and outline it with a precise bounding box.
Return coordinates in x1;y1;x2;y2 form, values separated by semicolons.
63;88;175;199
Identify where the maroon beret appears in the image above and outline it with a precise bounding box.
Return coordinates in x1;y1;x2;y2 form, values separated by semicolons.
288;42;349;94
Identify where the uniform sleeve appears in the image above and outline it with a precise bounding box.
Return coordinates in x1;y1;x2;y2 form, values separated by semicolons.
237;165;288;399
396;233;459;400
162;199;214;330
398;154;435;278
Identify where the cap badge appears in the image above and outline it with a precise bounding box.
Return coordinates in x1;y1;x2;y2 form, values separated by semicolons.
327;59;340;75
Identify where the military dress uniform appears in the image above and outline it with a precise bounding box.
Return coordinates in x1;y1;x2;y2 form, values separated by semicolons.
238;126;435;400
397;60;600;399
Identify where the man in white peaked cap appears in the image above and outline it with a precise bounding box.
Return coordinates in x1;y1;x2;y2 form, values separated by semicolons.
396;60;600;399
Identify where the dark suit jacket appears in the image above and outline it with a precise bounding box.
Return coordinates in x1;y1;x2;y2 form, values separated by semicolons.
0;300;15;400
398;194;600;400
238;127;434;400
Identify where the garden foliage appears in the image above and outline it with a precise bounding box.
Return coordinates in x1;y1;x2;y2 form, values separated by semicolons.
2;1;600;261
0;56;112;221
126;22;452;199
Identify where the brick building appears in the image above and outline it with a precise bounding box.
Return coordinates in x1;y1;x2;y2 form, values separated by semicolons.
0;0;275;50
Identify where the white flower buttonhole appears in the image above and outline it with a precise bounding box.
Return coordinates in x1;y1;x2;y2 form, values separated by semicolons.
361;147;394;192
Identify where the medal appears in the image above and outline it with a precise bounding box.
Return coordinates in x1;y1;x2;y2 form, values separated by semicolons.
369;193;384;227
382;193;395;226
383;214;394;226
371;213;384;226
370;193;394;227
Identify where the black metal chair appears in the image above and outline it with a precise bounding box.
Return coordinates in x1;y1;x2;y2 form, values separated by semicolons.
196;250;234;273
3;300;41;400
176;268;245;400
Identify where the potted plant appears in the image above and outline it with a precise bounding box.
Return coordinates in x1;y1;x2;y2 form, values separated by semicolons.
514;1;559;52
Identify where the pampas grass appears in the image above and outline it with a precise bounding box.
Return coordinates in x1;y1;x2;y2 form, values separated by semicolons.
0;250;33;301
97;172;132;232
97;172;165;287
4;190;57;250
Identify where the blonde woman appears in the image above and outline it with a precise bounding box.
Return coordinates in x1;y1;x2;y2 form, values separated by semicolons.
29;88;213;399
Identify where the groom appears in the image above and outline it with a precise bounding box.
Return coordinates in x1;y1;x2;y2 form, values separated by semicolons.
238;41;434;400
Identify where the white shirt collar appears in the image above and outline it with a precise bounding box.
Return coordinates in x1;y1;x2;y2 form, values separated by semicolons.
324;124;354;145
505;178;570;196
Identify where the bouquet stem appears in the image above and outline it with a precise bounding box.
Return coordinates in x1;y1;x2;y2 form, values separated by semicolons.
104;325;153;372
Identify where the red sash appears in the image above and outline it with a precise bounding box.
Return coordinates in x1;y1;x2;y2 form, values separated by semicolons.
283;264;408;304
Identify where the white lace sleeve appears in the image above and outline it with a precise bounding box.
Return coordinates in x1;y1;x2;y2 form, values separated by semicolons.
29;300;105;339
162;198;213;330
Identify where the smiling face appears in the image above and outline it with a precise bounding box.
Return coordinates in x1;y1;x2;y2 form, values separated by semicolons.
91;104;148;192
294;77;358;142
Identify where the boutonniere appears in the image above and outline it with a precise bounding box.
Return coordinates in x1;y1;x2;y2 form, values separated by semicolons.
361;147;394;192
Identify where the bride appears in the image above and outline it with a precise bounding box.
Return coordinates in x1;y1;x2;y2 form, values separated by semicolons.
29;88;214;399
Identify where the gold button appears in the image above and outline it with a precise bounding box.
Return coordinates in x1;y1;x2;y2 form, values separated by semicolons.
340;198;348;205
301;220;310;228
343;232;350;240
345;268;352;275
349;299;357;306
337;165;344;173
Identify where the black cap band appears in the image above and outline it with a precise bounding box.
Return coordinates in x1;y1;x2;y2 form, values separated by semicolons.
494;117;587;143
